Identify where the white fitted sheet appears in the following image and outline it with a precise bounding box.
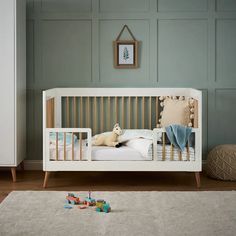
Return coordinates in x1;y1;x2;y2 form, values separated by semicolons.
49;141;152;161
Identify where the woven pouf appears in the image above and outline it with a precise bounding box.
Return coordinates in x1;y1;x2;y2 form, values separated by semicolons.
206;145;236;181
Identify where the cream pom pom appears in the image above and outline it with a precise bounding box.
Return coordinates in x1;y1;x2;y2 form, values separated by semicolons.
188;122;192;127
190;108;194;113
190;114;194;119
160;111;163;116
159;96;164;101
159;119;162;123
160;102;164;107
179;96;184;101
189;98;194;105
172;96;177;100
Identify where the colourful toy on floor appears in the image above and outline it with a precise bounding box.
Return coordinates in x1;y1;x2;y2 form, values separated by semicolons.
83;191;96;206
66;193;81;205
95;199;111;213
64;204;73;209
64;192;111;213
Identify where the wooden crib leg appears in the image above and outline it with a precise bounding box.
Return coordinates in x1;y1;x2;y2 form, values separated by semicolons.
11;167;16;183
194;172;201;188
43;171;50;188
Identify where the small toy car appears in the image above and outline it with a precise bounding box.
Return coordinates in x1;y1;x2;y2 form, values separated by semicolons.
66;193;80;205
96;201;111;213
83;197;96;206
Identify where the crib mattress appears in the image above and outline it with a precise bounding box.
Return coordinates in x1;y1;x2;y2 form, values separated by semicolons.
49;141;195;161
49;142;152;161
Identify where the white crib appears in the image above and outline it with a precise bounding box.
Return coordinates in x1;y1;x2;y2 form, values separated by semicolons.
43;88;202;188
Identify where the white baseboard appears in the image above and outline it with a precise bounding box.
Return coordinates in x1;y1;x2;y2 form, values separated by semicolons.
23;160;207;171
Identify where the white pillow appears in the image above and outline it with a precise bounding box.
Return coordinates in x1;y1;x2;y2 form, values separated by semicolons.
118;129;160;143
92;129;161;143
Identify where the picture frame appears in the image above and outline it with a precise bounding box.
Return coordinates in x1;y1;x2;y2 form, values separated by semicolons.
113;40;138;69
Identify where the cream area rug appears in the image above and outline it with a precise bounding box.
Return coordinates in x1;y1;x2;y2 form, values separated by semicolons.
0;191;236;236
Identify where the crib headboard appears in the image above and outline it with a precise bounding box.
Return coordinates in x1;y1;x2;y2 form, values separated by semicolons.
43;88;202;135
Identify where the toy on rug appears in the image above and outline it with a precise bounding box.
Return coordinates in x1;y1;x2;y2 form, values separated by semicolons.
66;193;81;205
92;123;122;148
96;199;111;213
64;191;111;213
64;204;73;209
83;191;96;206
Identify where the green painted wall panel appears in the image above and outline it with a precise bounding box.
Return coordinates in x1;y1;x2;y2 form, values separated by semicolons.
42;20;92;85
158;20;208;87
158;0;208;12
216;20;236;83
99;0;150;12
41;0;92;12
26;0;236;160
99;20;150;85
216;0;236;11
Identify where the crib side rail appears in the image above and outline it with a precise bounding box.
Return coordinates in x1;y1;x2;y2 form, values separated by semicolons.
153;128;201;162
44;128;92;165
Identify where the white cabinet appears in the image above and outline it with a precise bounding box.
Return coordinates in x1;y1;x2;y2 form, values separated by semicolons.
0;0;26;181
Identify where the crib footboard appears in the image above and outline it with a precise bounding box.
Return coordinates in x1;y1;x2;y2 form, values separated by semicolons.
153;128;201;165
43;128;92;171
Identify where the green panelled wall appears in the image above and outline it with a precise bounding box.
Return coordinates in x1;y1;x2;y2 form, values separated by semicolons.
26;0;236;160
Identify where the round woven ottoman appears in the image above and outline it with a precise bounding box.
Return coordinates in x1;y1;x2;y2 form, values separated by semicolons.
206;145;236;181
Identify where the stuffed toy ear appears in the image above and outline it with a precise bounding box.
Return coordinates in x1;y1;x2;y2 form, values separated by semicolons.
114;123;119;128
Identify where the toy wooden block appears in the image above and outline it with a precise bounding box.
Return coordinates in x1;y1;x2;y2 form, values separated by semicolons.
66;193;80;205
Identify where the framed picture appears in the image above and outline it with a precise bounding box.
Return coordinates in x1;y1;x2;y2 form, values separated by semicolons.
113;40;138;69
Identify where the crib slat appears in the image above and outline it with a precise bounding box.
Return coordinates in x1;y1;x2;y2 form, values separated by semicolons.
73;97;77;127
108;96;111;130
142;96;145;129
156;97;159;125
149;96;152;129
162;132;166;161
56;132;58;161
193;100;198;128
115;97;118;123
178;151;182;161
93;97;97;135
66;97;70;128
101;97;104;132
79;132;82;161
71;132;74;161
46;99;53;128
80;96;83;128
135;96;138;128
128;96;131;128
64;132;66;161
170;144;174;161
122;96;125;128
51;99;55;128
186;141;190;161
87;97;90;128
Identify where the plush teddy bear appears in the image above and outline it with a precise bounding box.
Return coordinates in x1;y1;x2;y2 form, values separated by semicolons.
92;123;122;148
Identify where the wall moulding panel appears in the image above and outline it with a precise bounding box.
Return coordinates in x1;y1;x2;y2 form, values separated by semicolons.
216;0;236;12
41;20;92;85
99;0;150;13
99;19;150;84
157;0;208;12
41;0;92;13
216;19;236;83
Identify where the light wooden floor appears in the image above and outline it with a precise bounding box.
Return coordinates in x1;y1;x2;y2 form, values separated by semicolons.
0;170;236;203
